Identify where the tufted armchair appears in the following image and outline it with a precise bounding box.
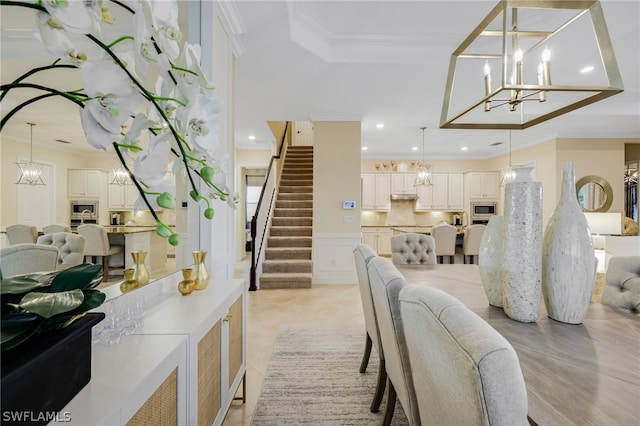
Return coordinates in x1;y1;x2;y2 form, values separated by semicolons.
6;224;38;245
601;256;640;315
391;233;436;265
36;232;86;270
431;223;458;264
0;243;58;277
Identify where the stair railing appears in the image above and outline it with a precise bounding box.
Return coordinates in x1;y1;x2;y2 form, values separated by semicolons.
249;122;291;290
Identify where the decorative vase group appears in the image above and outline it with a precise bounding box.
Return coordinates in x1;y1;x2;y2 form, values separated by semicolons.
120;268;139;293
502;166;542;323
192;250;210;290
478;215;505;308
178;268;196;295
542;162;597;324
130;251;149;286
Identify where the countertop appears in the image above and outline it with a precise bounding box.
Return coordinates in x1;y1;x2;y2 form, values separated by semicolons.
391;226;465;234
102;226;157;234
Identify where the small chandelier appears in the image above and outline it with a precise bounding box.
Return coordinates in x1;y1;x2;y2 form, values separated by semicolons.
500;130;516;186
16;122;45;186
414;127;433;187
110;165;130;185
440;0;623;130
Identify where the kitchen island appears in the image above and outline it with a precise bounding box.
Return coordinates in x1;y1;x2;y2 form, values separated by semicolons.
391;225;465;235
105;226;168;273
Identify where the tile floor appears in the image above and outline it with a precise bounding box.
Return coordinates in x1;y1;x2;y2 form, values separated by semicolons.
221;260;366;426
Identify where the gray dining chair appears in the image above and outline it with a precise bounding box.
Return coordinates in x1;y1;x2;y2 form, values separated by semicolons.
601;256;640;314
77;224;123;279
0;243;58;277
390;233;436;266
6;224;38;245
43;224;72;234
36;232;86;270
353;244;386;412
431;223;458;264
463;224;487;264
399;285;529;425
367;256;420;425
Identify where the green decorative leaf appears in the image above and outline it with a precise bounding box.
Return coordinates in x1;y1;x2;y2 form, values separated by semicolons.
19;290;84;319
0;312;40;328
1;319;42;351
0;277;47;295
50;264;102;292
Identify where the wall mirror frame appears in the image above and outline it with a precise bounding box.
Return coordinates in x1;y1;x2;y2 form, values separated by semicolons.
576;175;613;212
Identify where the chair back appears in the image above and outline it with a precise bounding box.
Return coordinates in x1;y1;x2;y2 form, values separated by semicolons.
391;233;436;265
6;224;38;245
0;243;58;277
399;285;529;425
601;256;640;314
36;232;86;270
353;244;382;356
463;224;487;256
431;223;457;256
367;256;420;425
43;224;72;234
77;224;109;256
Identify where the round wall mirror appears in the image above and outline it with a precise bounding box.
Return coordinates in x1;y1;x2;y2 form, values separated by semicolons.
575;175;613;212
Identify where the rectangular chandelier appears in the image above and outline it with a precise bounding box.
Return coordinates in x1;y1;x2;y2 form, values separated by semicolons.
440;0;623;130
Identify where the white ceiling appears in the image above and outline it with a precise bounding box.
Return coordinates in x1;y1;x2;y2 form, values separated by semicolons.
1;1;638;161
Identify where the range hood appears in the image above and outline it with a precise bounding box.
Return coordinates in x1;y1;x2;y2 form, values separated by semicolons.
391;193;418;201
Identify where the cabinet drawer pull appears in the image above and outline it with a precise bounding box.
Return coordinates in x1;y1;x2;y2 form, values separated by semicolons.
223;314;232;322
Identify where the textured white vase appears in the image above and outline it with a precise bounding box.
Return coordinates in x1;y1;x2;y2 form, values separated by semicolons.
542;162;598;324
478;215;505;308
502;166;543;323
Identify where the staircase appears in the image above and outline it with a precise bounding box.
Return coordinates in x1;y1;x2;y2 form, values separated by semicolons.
260;146;313;289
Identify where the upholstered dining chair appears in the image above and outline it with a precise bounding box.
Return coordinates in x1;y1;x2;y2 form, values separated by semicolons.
367;256;420;426
6;224;38;245
390;233;436;266
399;285;529;425
601;256;640;315
77;224;123;279
431;223;458;264
0;243;58;277
36;232;86;270
463;224;487;264
353;244;386;412
43;224;72;234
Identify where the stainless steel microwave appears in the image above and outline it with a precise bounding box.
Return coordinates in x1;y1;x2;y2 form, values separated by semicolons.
470;201;497;220
70;200;99;219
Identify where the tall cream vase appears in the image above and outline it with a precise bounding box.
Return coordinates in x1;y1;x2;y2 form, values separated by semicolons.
478;215;505;308
502;166;543;322
542;162;598;324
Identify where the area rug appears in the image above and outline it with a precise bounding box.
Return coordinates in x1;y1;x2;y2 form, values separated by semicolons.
251;325;408;425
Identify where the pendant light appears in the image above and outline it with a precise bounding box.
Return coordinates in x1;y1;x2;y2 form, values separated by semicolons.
16;122;45;186
500;130;515;187
414;126;433;187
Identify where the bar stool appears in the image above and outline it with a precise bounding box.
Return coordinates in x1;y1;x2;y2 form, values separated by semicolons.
77;224;124;279
431;223;457;264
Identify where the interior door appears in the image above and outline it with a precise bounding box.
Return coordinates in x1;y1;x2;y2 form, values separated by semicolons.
17;162;54;230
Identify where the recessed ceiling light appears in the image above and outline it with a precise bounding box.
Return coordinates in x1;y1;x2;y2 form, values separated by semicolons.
55;139;72;144
248;135;256;140
490;142;503;146
411;146;418;151
461;146;468;151
580;65;595;73
362;146;368;151
376;123;384;129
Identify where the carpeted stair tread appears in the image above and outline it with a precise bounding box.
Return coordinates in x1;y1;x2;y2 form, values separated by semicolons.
277;193;313;200
267;236;312;247
276;200;313;208
274;208;313;217
265;247;312;260
259;273;313;289
262;259;312;273
279;186;313;193
270;226;312;237
272;217;312;226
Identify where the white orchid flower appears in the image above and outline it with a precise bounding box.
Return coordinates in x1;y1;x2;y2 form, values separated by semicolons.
134;132;172;186
35;12;88;65
41;0;99;34
177;88;223;154
175;42;214;91
143;0;182;60
81;61;143;134
122;113;154;147
79;106;119;150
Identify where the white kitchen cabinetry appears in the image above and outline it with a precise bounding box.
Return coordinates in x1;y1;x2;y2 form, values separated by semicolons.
362;173;391;211
415;173;463;211
68;169;106;198
362;227;392;256
391;173;417;195
465;171;499;199
108;173;139;210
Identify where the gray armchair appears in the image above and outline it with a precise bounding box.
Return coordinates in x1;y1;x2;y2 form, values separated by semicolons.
0;243;58;277
6;224;38;245
399;286;529;425
601;256;640;315
36;232;86;270
391;233;436;265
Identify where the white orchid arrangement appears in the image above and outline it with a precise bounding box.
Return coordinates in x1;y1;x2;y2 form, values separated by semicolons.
1;0;237;246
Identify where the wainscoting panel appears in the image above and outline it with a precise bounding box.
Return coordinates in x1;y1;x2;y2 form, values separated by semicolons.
312;233;361;284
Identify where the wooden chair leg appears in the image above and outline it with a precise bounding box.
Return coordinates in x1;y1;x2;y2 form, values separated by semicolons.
382;378;396;426
360;333;373;373
103;255;110;279
370;358;386;413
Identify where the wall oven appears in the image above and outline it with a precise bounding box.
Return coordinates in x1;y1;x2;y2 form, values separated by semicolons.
470;201;497;223
70;200;99;226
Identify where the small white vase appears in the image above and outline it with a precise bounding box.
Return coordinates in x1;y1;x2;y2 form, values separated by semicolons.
542;162;598;324
502;166;543;323
478;215;505;308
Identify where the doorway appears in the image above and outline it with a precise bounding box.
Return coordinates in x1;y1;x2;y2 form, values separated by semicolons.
244;171;267;252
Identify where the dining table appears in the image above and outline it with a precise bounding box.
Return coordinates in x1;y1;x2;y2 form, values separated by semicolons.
396;263;640;426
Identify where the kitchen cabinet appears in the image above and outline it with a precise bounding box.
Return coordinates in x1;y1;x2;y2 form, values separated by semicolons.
68;169;106;198
362;227;392;256
391;173;417;195
465;171;499;199
108;172;139;209
415;173;463;211
362;173;391;211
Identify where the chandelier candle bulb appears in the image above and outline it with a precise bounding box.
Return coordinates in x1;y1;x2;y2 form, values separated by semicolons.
483;61;492;111
541;47;551;85
537;63;547;102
